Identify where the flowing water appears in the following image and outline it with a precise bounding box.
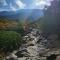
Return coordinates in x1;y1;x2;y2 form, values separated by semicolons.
5;29;60;60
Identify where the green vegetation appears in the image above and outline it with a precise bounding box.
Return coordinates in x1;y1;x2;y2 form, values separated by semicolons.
0;18;25;35
0;18;25;58
0;31;22;52
17;22;25;36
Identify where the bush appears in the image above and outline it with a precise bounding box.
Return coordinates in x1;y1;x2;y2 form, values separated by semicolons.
0;31;22;52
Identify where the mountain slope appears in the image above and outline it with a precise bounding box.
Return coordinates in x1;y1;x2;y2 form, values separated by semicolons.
34;0;60;34
0;9;43;22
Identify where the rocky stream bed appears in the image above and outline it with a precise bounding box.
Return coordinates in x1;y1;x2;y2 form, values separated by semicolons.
4;29;60;60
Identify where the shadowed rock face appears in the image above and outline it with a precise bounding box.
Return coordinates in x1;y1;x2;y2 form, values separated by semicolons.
44;0;60;34
15;51;24;57
46;54;57;60
6;57;17;60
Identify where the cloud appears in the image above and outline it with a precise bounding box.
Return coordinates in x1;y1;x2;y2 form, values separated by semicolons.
9;3;17;11
36;0;50;6
27;0;54;9
0;0;26;12
9;0;26;11
0;0;54;11
34;0;54;9
0;0;8;6
15;0;26;9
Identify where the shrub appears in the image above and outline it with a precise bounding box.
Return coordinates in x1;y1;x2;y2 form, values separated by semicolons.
0;31;22;52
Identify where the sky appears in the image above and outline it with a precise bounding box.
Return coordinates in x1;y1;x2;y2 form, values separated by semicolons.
0;0;54;11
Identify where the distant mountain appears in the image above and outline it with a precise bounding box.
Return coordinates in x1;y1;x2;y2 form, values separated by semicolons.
0;9;43;22
27;9;43;22
0;0;44;22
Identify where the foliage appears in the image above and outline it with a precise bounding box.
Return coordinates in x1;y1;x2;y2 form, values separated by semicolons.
17;22;25;36
0;18;25;35
0;31;22;52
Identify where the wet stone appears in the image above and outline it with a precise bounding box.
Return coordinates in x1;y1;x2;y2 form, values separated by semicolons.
5;57;18;60
15;51;24;57
46;54;57;60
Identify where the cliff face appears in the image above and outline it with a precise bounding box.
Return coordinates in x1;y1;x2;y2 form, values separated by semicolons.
33;0;60;36
42;0;60;34
46;0;60;21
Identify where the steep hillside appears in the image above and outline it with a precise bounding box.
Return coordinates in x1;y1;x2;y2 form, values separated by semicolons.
0;18;18;30
34;0;60;35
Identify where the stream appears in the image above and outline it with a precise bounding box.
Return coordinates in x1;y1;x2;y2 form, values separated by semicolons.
5;29;60;60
